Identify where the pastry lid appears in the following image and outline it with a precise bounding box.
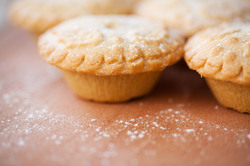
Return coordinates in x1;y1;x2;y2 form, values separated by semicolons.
185;23;250;85
136;0;250;37
38;15;185;75
9;0;135;33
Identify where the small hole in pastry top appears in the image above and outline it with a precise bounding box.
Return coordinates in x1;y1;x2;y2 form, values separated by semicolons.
105;22;118;29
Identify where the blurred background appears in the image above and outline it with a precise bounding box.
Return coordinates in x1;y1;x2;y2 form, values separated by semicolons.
0;0;13;29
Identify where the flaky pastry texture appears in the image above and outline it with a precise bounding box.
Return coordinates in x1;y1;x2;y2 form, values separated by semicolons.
9;0;135;34
185;23;250;85
136;0;250;37
38;15;184;75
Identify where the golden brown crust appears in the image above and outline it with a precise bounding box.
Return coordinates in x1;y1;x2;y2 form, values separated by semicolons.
38;15;185;75
9;0;135;34
185;23;250;85
135;0;250;37
206;78;250;113
62;70;161;102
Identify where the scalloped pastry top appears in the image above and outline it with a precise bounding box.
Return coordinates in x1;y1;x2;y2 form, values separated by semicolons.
38;15;185;75
185;23;250;85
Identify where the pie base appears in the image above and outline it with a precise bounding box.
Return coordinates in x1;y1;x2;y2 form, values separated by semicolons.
206;78;250;113
61;70;161;103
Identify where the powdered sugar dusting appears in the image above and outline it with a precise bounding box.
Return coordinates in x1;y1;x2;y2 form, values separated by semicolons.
2;22;249;166
185;129;195;133
0;88;249;165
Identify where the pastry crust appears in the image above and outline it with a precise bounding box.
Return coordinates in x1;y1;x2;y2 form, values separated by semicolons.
9;0;135;34
185;23;250;85
135;0;250;37
206;78;250;113
62;70;161;102
38;15;184;75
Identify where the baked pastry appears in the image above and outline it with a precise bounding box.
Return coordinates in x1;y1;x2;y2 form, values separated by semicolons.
185;23;250;113
38;15;184;102
9;0;135;36
135;0;250;37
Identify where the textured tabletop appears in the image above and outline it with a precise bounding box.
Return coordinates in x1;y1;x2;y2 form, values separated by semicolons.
0;27;249;166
